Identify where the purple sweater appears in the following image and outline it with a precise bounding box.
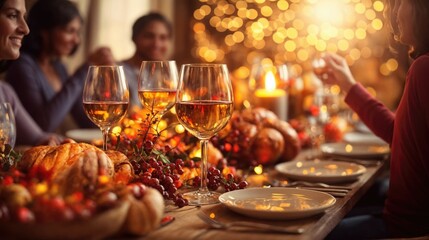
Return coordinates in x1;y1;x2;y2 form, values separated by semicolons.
0;81;49;145
6;53;94;132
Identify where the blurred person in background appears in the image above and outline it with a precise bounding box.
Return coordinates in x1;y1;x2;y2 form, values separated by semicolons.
6;0;115;134
121;12;173;107
0;0;62;146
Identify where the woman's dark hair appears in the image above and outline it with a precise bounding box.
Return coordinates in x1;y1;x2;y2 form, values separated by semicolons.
21;0;82;58
132;12;173;41
386;0;429;58
0;0;5;9
408;0;429;58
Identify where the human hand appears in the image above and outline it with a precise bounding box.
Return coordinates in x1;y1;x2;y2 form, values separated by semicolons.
88;47;115;65
38;134;64;146
322;53;357;94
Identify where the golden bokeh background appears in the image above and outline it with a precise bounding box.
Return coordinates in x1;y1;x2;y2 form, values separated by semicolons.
190;0;407;110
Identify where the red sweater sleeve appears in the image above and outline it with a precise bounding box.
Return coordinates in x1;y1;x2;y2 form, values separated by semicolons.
411;55;429;129
345;83;395;144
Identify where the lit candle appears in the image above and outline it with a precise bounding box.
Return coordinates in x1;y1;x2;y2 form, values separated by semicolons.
254;71;288;120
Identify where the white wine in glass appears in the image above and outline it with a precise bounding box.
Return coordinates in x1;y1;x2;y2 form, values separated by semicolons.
83;66;129;150
138;61;178;117
0;103;16;149
176;64;233;205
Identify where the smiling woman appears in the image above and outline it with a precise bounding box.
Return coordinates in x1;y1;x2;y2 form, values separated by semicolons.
0;0;29;59
5;0;115;134
0;0;62;146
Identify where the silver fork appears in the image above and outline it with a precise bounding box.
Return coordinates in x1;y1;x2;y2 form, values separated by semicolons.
197;212;305;234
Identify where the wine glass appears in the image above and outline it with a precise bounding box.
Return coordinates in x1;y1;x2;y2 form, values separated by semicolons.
312;56;327;80
138;61;178;118
0;103;16;149
176;64;233;205
83;66;129;150
307;90;339;159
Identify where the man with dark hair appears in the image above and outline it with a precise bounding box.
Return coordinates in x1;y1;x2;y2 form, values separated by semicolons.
122;12;173;107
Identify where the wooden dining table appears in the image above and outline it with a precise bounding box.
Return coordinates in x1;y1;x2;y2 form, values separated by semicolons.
143;150;388;240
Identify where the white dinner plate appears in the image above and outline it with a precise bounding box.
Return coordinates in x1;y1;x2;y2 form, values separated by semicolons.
219;187;336;220
275;160;367;183
65;129;102;143
354;122;372;134
321;142;390;159
343;132;387;146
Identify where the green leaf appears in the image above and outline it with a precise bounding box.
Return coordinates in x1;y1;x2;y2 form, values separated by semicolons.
152;149;171;164
158;154;170;164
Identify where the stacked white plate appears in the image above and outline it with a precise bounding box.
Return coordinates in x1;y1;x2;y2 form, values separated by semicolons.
320;142;389;159
275;160;367;183
343;132;387;146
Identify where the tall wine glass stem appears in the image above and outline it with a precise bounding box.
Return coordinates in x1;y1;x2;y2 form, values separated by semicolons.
199;139;210;194
307;122;322;160
101;126;110;151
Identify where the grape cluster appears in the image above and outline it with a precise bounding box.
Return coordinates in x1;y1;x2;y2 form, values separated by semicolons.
212;129;257;169
190;167;248;192
130;157;189;208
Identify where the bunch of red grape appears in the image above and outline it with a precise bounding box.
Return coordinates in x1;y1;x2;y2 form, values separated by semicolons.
189;166;248;192
130;157;188;208
212;130;258;169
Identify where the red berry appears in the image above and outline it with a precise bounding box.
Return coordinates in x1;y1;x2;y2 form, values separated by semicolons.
72;205;91;219
51;197;66;210
169;163;176;170
172;174;180;181
185;160;195;168
144;140;154;150
16;207;35;223
164;145;172;152
61;207;75;221
224;143;232;152
84;199;97;213
175;159;184;167
176;166;184;175
212;169;221;176
238;181;248;189
175;198;187;208
3;176;13;185
233;144;240;153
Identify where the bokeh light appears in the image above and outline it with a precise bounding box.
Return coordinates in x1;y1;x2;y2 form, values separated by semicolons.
193;0;393;77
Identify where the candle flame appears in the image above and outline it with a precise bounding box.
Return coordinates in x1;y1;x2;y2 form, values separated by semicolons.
264;71;276;91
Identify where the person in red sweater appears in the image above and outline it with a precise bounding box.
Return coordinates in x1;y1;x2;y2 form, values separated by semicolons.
325;0;429;238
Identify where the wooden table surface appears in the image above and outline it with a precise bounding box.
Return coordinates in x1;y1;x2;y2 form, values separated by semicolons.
143;152;388;240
